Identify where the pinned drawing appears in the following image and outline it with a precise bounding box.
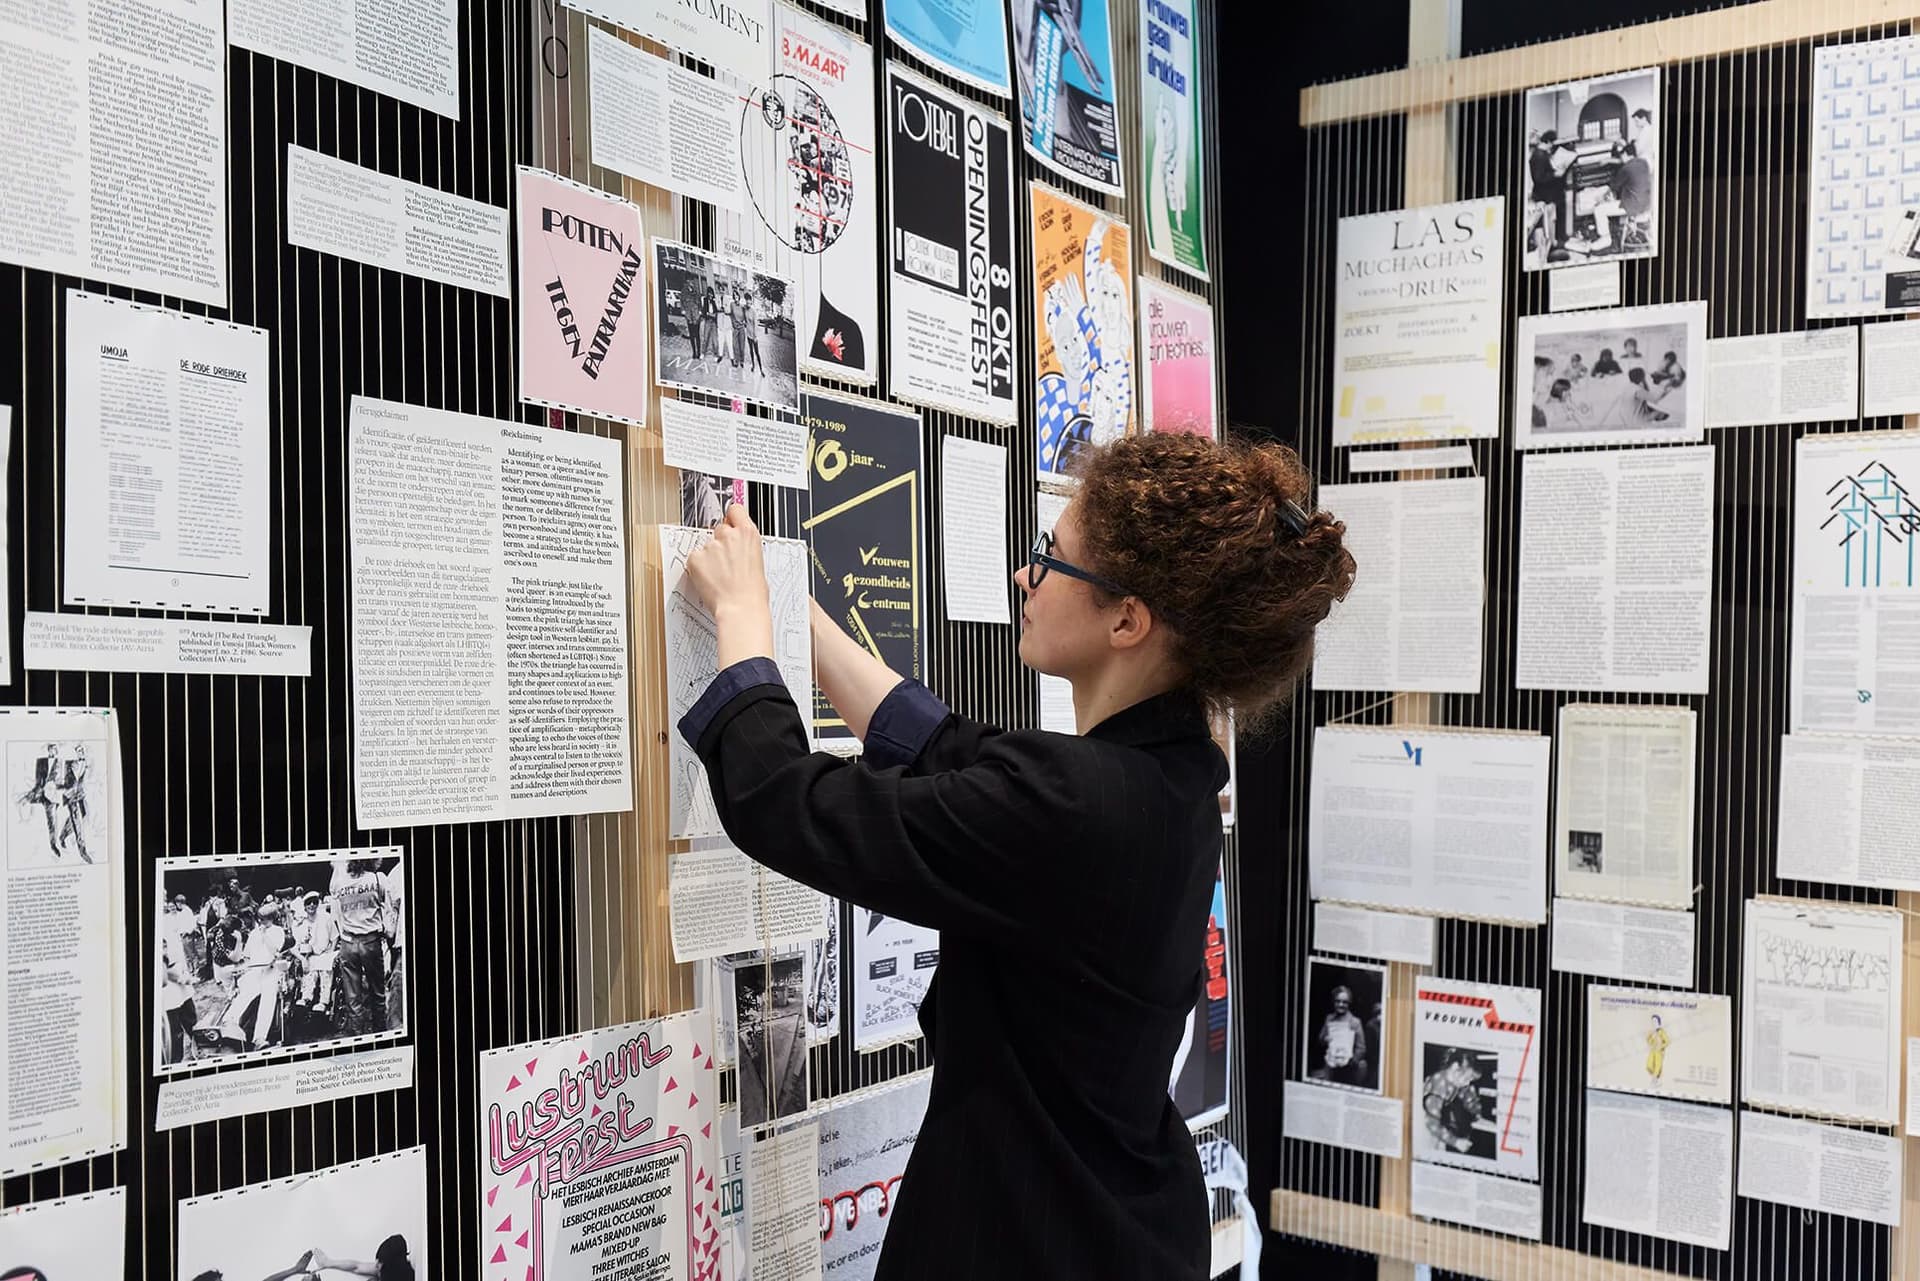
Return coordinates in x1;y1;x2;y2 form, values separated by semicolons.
1821;461;1918;589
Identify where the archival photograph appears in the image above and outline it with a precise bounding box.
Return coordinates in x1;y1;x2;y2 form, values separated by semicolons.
1567;829;1605;875
177;1147;427;1281
1420;1043;1501;1162
654;238;800;412
735;950;811;1130
1303;956;1386;1093
680;471;743;528
7;738;106;868
1515;301;1706;450
1522;67;1661;271
155;849;406;1072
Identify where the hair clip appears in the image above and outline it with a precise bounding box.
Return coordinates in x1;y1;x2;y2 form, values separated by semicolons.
1279;498;1311;538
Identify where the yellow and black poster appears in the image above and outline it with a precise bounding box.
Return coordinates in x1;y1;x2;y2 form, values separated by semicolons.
799;392;924;747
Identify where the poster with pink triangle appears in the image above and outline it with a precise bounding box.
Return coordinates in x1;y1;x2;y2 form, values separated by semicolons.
480;1010;723;1281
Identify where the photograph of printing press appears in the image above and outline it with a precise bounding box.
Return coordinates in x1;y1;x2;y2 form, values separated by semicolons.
1522;68;1661;271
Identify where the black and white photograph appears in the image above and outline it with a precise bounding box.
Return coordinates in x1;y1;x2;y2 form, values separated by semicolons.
680;471;744;528
808;901;841;1042
1420;1043;1500;1162
1514;301;1706;450
7;739;105;868
1303;956;1386;1094
155;849;407;1073
1522;67;1661;271
177;1147;427;1281
735;949;811;1130
653;237;799;412
1568;829;1604;874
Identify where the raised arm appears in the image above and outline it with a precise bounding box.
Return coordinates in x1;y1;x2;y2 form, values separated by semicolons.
808;597;907;742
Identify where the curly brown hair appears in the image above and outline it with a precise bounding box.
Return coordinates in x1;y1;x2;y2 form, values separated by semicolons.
1070;432;1356;727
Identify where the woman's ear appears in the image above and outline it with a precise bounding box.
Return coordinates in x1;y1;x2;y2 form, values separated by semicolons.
1107;597;1156;651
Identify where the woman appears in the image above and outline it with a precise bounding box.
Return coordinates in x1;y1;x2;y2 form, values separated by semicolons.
680;433;1354;1278
307;1238;414;1281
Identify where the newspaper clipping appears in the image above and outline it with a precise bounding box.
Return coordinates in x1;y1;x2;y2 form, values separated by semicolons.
1553;703;1696;907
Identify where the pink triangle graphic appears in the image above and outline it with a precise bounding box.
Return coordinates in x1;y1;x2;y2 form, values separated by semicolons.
592;1104;602;1118
495;1214;512;1233
696;1165;706;1182
688;1092;700;1108
516;1166;534;1188
701;1122;711;1139
668;1124;680;1138
515;1231;529;1249
490;1246;507;1264
487;1186;499;1207
506;1076;521;1091
694;1042;703;1058
526;1268;535;1281
578;1050;589;1063
705;1056;715;1070
525;1058;539;1076
666;1076;679;1093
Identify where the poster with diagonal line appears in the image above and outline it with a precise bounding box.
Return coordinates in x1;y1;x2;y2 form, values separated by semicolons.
1413;978;1541;1184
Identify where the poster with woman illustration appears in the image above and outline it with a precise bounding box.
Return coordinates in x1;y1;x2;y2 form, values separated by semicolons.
1031;183;1134;483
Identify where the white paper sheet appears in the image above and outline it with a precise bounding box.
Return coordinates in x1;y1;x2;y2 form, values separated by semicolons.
1281;1081;1405;1158
1308;726;1551;924
179;1149;430;1278
1738;1110;1902;1227
1038;673;1076;733
569;0;775;86
1410;1163;1542;1242
25;613;312;676
231;0;459;117
1742;899;1903;1125
0;709;126;1178
1908;1039;1920;1138
1706;328;1859;427
1863;321;1920;417
1036;488;1069;531
670;843;830;963
747;1122;824;1281
1790;432;1920;736
1412;978;1542;1182
1808;35;1920;320
1314;478;1485;694
1778;733;1920;889
63;292;271;613
660;525;812;839
1548;263;1622;313
1345;445;1475;474
587;26;746;211
851;907;937;1051
1312;903;1436;966
1516;445;1715;694
349;397;633;828
0;406;11;687
661;399;808;490
0;1187;126;1274
1514;303;1708;450
1553;703;1696;907
816;1074;931;1281
286;145;510;295
1587;986;1732;1105
1583;1091;1732;1250
154;1046;414;1130
940;436;1011;624
1331;198;1504;446
0;0;227;304
1550;899;1695;988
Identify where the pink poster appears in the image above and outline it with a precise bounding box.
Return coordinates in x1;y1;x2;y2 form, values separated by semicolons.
517;166;650;428
1139;278;1218;439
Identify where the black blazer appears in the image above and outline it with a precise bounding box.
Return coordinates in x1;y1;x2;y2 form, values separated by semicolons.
682;660;1228;1280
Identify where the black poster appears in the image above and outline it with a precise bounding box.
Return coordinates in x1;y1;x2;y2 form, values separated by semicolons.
799;392;925;746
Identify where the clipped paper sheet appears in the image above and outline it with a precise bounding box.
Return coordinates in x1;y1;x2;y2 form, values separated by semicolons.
231;0;458;116
1742;899;1903;1125
1548;262;1622;313
1309;726;1550;924
1139;279;1218;438
1411;1163;1542;1242
1583;1092;1732;1251
286;145;510;296
1588;986;1732;1105
737;950;812;1130
1515;302;1706;450
1550;899;1695;988
747;1122;824;1281
661;525;811;838
1012;0;1123;193
817;1073;932;1281
1517;445;1715;695
1282;1081;1404;1158
1778;733;1920;890
1863;320;1920;417
588;26;745;211
1314;477;1485;694
25;613;311;676
661;398;808;490
1807;35;1920;320
1302;957;1387;1094
179;1148;429;1280
1138;0;1208;279
1413;978;1541;1183
940;436;1011;624
653;237;801;413
570;0;774;86
669;843;830;963
1706;328;1859;427
1738;1110;1902;1227
1346;445;1475;475
1553;703;1696;907
1313;903;1436;966
1039;674;1076;733
883;0;1010;96
852;907;938;1051
64;292;271;613
1030;183;1134;478
0;406;10;686
1909;1039;1920;1137
0;1187;126;1274
155;1046;414;1130
1791;432;1920;736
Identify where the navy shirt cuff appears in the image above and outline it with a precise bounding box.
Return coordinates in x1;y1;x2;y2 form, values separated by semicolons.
678;656;786;750
863;679;950;770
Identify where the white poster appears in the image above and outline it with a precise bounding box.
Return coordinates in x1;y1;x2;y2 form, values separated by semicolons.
1311;903;1435;966
1864;321;1920;417
287;145;509;295
588;26;746;212
940;436;1011;624
1550;899;1695;989
852;907;938;1051
23;614;311;677
1412;978;1542;1183
660;399;809;491
570;0;775;86
1516;445;1715;695
0;0;227;305
1743;898;1902;1125
178;1147;429;1280
63;292;271;614
1410;1162;1542;1242
670;842;829;963
1332;198;1504;446
1308;726;1551;924
480;1014;721;1280
0;1187;126;1276
1808;34;1920;320
0;708;126;1179
1706;328;1859;428
1522;68;1661;273
231;0;459;116
1281;1081;1405;1159
1514;302;1706;450
817;1074;932;1281
1583;1092;1732;1251
349;397;632;828
1553;703;1696;907
1313;478;1484;694
1790;432;1920;736
1587;986;1731;1105
660;525;812;839
1738;1110;1902;1227
720;5;881;387
1777;733;1920;890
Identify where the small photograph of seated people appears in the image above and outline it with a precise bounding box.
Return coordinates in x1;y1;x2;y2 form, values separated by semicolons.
1529;323;1689;436
1524;70;1660;269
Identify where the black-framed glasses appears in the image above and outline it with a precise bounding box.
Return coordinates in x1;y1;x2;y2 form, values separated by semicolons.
1027;531;1136;597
